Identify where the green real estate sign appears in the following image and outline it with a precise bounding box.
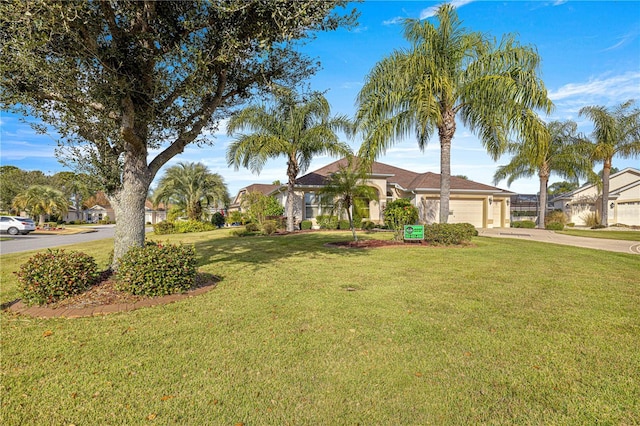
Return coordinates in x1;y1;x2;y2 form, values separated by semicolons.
403;225;424;240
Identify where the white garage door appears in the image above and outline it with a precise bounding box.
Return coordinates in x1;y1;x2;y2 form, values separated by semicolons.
616;202;640;226
449;199;484;227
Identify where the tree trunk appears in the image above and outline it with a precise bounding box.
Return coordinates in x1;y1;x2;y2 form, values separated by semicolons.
108;150;152;270
538;168;549;229
347;202;357;242
438;110;455;224
285;160;299;232
601;159;611;227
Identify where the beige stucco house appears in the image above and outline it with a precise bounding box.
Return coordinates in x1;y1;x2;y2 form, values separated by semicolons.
550;167;640;226
233;159;514;228
228;183;283;214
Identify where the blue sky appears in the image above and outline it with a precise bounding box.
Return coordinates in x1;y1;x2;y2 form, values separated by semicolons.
1;0;639;197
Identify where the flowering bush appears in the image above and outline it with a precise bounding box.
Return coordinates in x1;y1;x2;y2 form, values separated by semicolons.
116;242;197;296
17;249;99;306
383;199;419;240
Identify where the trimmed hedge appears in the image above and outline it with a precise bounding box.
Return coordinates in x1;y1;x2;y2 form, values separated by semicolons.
301;220;312;230
424;223;477;245
316;215;338;230
545;222;564;231
116;242;197;297
338;219;351;230
361;220;375;230
511;220;536;229
17;249;99;306
153;220;216;235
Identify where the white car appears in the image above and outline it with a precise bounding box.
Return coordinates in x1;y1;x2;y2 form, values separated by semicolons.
0;216;36;235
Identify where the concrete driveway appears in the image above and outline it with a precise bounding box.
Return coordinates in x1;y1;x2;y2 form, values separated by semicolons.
478;228;640;255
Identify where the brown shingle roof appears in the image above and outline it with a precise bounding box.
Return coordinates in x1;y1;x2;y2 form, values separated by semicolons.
295;158;419;188
408;173;509;192
242;183;281;195
296;158;512;193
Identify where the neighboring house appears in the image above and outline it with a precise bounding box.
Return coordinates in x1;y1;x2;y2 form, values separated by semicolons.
60;197;169;224
233;159;515;228
84;204;115;223
145;200;168;224
550;167;640;226
228;183;283;213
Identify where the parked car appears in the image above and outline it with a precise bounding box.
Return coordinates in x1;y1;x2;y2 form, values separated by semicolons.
0;216;36;235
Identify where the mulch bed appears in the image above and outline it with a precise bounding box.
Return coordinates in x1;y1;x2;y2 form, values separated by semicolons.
45;271;218;310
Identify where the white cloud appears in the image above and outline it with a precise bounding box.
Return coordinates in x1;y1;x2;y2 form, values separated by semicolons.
419;0;475;20
382;17;405;26
548;71;640;104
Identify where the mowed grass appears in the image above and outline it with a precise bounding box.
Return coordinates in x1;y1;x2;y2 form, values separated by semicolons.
558;229;640;241
1;230;639;425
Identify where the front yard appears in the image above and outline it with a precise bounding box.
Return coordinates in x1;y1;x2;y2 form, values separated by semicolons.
1;230;638;424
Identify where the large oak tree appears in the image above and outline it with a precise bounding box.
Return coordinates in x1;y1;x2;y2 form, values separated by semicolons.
1;0;355;266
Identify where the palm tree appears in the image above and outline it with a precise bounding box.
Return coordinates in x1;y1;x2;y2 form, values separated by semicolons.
356;3;552;223
153;162;229;221
317;158;378;241
227;90;352;232
493;119;593;228
12;185;69;225
579;100;640;226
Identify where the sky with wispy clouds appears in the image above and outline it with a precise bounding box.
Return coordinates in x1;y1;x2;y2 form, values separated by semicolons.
1;0;639;197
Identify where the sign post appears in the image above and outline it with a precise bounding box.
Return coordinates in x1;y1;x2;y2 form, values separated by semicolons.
403;225;424;241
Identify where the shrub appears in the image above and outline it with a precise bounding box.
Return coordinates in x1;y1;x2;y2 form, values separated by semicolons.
266;215;286;230
316;215;338;230
384;198;419;240
211;212;225;228
153;220;175;235
567;222;575;227
361;220;375;230
17;249;99;306
511;220;536;229
424;223;477;245
338;219;351;230
591;224;606;229
545;221;564;231
262;220;277;235
301;220;312;230
581;211;600;228
545;210;568;226
245;222;260;232
174;220;216;233
116;242;197;296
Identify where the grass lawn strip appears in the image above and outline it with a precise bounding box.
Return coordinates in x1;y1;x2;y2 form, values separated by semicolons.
1;230;638;424
557;229;640;241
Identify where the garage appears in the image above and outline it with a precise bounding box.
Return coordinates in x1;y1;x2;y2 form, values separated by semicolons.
449;199;484;227
615;201;640;226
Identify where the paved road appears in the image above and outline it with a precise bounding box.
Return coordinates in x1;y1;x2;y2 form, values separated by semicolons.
478;228;640;255
0;225;116;255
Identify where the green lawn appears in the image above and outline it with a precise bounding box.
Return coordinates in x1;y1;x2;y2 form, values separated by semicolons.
1;230;639;425
558;229;640;241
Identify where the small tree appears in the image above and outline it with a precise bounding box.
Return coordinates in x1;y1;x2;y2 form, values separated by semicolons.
317;159;377;241
384;199;419;241
242;192;284;226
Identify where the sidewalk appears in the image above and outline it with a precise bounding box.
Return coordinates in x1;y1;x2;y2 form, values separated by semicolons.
478;228;640;255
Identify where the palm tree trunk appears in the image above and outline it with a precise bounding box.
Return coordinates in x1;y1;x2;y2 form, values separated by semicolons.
285;177;296;232
438;112;455;224
285;160;299;232
538;170;549;229
347;203;357;242
601;159;611;227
